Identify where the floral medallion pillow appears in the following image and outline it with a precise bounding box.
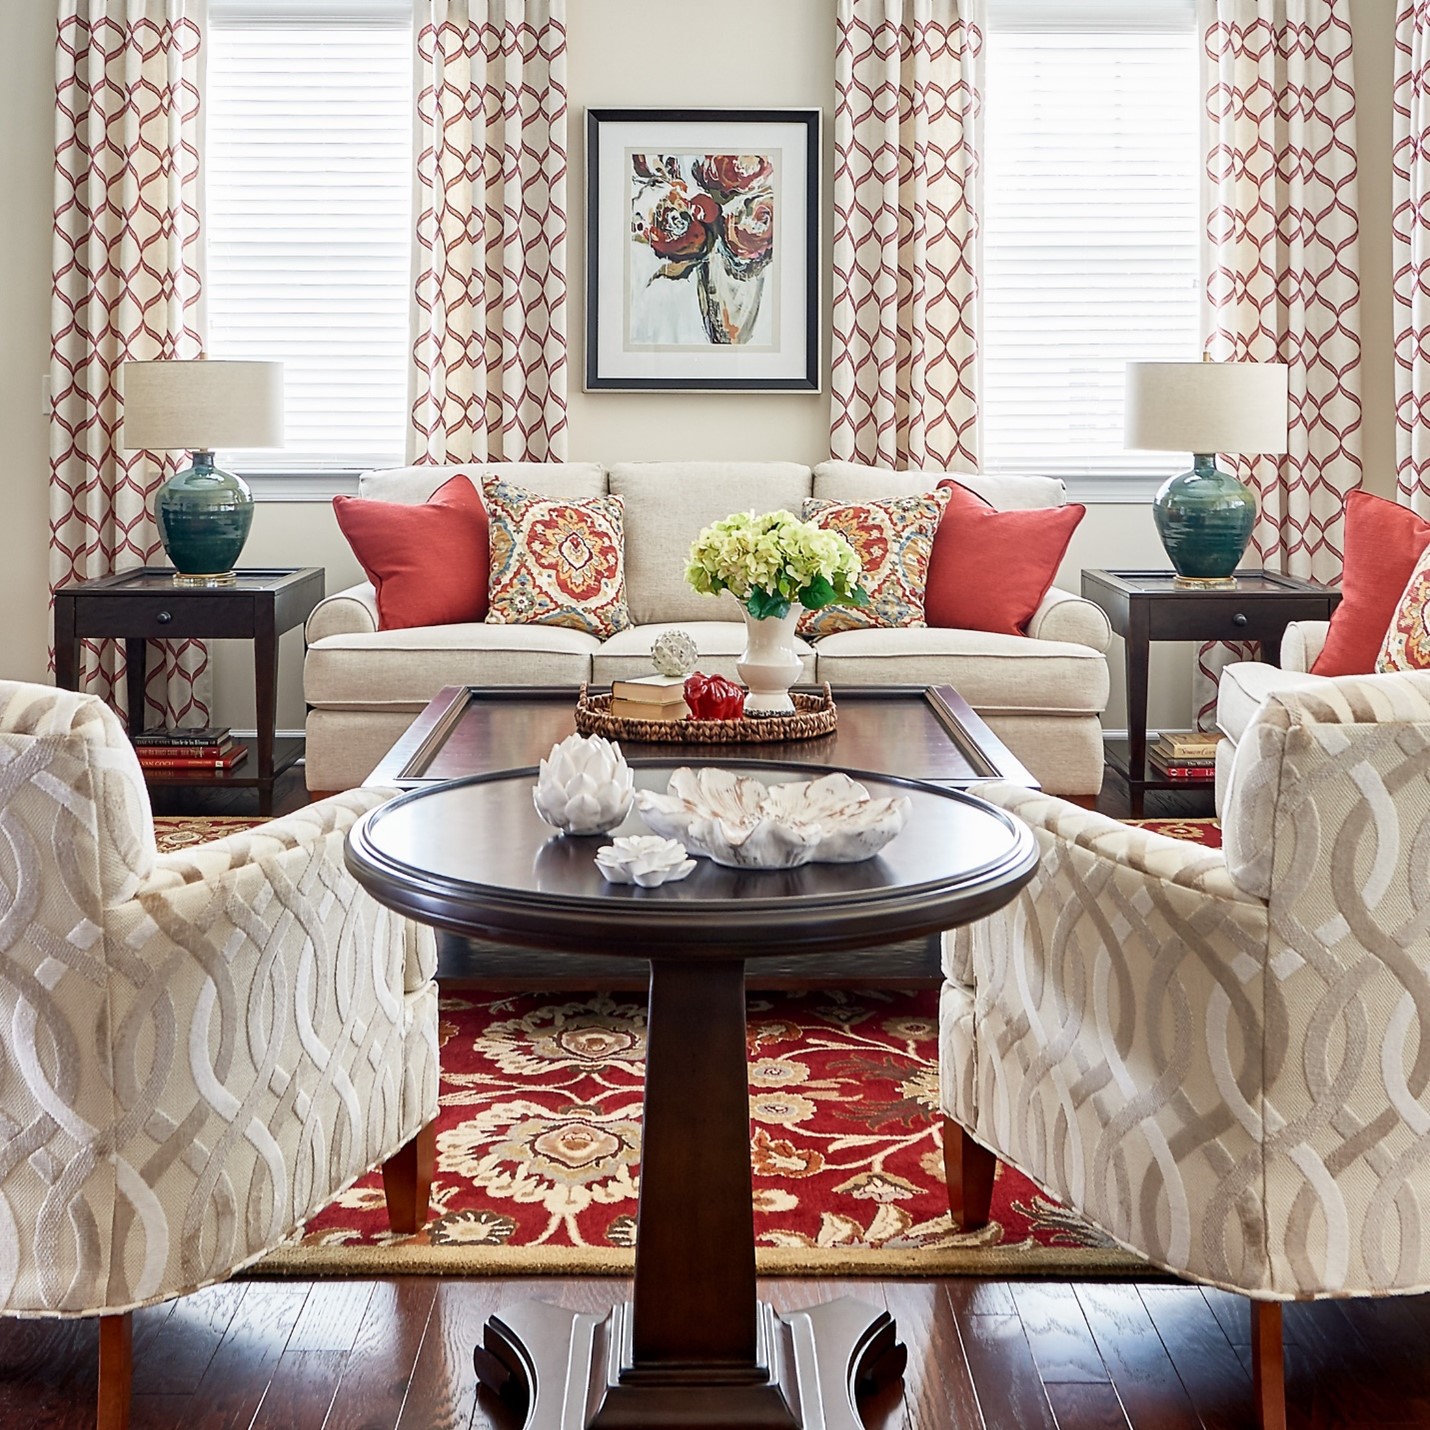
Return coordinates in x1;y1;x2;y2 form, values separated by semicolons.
1377;541;1430;671
797;490;950;636
484;477;633;639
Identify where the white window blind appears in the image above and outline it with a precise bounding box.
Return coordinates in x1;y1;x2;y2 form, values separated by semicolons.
980;9;1202;484
206;3;413;474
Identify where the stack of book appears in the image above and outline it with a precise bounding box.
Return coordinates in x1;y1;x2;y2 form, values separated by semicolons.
133;726;248;772
608;674;690;722
1149;730;1221;781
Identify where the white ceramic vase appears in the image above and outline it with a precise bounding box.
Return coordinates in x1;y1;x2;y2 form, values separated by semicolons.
737;608;802;715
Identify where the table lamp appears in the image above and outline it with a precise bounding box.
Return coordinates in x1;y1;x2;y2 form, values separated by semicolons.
120;359;283;586
1124;357;1289;588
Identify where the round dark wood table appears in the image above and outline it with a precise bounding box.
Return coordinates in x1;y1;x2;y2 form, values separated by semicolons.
346;759;1038;1430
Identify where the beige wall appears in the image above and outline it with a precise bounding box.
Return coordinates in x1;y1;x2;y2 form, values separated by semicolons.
0;0;1399;736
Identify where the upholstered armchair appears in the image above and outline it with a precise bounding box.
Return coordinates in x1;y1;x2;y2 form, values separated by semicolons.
941;673;1430;1429
0;682;438;1428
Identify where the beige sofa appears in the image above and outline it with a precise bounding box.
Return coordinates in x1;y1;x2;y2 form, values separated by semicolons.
303;460;1112;794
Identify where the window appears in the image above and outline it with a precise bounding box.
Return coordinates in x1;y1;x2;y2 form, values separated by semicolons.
980;0;1202;485
206;0;413;474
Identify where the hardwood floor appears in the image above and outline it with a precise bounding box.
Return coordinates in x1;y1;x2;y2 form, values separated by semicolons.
2;754;1310;1429
7;1277;1430;1428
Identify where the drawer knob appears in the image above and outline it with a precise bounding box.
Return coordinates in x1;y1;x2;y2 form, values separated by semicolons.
155;611;172;625
1232;612;1248;627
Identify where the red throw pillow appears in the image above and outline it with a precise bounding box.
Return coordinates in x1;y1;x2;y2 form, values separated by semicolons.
1312;490;1430;676
926;481;1085;634
332;475;489;630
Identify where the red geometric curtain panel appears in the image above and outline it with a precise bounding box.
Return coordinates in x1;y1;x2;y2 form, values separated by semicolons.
1197;0;1363;725
410;0;570;464
830;0;984;472
1395;0;1430;518
50;0;210;726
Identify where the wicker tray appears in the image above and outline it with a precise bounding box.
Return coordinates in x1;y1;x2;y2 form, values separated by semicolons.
575;682;838;744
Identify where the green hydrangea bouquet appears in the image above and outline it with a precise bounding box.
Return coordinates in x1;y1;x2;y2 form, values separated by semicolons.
685;510;870;620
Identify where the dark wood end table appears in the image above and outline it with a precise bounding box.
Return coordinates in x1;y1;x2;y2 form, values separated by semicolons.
1080;568;1340;815
346;761;1037;1429
53;566;325;814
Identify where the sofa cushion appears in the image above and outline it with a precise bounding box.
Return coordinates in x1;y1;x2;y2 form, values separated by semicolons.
358;462;607;505
607;462;814;624
811;627;1108;715
484;477;633;639
812;460;1066;512
1214;661;1328;743
928;482;1085;634
592;621;816;685
305;624;599;710
333;476;489;629
799;491;949;635
1378;539;1430;671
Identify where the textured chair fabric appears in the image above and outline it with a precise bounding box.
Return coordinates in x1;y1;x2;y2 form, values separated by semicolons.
945;674;1430;1299
0;681;438;1318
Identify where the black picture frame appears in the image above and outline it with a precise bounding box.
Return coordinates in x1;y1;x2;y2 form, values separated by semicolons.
585;107;821;393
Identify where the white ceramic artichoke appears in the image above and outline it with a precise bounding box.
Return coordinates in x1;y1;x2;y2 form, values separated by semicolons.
595;835;696;887
635;767;910;870
650;629;699;678
532;732;634;836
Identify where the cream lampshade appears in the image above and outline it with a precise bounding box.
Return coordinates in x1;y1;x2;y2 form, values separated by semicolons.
119;359;283;586
1125;359;1289;588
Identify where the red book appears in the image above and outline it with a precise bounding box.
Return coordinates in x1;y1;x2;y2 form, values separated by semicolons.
136;743;232;760
137;745;248;771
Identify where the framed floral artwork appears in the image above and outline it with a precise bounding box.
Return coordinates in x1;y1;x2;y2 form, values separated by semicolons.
585;108;820;392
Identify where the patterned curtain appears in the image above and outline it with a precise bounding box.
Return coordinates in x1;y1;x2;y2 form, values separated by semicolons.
51;0;209;725
409;0;568;464
1196;0;1362;725
1395;1;1430;518
830;0;984;471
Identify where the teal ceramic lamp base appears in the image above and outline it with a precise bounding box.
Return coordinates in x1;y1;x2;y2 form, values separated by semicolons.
155;450;254;586
1151;453;1257;588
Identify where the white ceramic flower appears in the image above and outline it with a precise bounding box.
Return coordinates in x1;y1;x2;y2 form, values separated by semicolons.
650;629;699;678
595;835;697;887
532;733;634;836
635;767;910;869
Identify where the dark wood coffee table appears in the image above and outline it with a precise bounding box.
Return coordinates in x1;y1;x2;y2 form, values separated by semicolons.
364;684;1038;989
346;761;1038;1430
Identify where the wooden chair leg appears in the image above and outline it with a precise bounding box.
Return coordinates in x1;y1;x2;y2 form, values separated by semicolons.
1250;1300;1287;1430
942;1114;997;1231
1064;793;1099;811
306;788;342;803
382;1120;436;1234
97;1311;133;1430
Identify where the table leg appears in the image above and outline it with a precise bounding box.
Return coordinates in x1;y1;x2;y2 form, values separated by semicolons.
254;604;279;815
54;597;80;693
124;639;147;736
473;957;904;1429
1124;604;1150;818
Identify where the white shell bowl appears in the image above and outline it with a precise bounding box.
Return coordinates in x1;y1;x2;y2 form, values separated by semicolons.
634;767;910;870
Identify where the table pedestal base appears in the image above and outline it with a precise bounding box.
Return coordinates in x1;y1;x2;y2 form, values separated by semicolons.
474;1296;904;1429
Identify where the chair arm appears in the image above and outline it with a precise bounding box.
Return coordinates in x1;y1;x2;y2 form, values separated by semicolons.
976;781;1261;903
1025;587;1113;653
306;582;380;642
1279;620;1328;673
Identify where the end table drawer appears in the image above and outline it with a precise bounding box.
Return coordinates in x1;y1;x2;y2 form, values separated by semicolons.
1146;597;1336;642
71;593;258;639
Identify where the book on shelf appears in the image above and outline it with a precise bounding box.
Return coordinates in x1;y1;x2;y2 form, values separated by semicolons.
135;741;233;760
1153;730;1223;756
609;674;689;705
136;744;248;771
133;726;232;747
608;697;688;722
1149;758;1215;780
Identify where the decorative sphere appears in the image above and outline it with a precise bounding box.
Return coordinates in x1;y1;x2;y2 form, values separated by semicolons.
650;630;699;677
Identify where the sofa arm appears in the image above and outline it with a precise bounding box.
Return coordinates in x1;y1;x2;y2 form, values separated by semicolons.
1025;587;1113;653
1280;619;1328;673
306;582;380;642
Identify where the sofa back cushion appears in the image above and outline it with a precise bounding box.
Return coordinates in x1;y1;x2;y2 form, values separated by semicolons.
607;461;814;624
812;460;1066;511
359;462;607;506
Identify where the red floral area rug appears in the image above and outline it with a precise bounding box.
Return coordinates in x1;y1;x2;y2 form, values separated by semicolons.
257;988;1149;1279
152;814;266;854
1127;817;1221;847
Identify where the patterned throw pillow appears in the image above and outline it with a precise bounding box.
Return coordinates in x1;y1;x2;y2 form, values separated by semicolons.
1377;542;1430;671
798;490;950;636
484;477;633;639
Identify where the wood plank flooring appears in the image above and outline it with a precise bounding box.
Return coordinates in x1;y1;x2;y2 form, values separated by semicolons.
7;1277;1430;1428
